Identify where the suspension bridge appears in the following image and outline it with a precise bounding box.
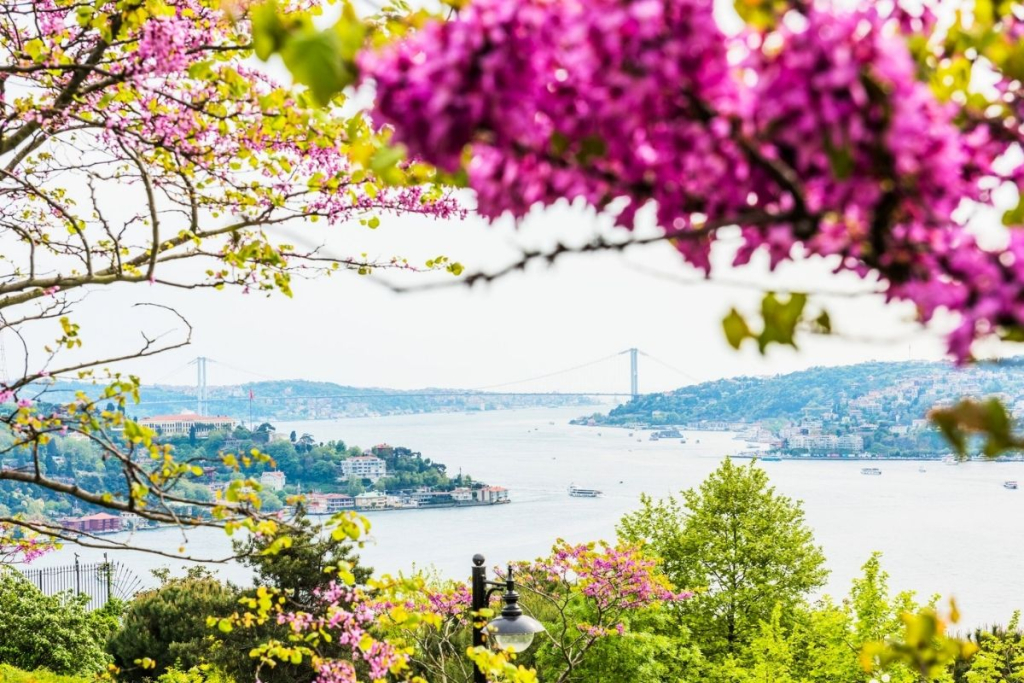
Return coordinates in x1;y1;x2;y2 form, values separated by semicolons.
135;348;700;413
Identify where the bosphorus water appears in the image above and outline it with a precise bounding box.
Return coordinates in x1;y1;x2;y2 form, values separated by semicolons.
39;406;1024;627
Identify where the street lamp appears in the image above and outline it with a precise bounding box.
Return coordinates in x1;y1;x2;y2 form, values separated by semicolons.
471;554;545;683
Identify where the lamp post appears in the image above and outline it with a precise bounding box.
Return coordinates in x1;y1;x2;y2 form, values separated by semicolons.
471;554;545;683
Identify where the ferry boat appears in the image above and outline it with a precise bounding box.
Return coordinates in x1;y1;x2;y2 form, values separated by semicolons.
569;484;602;498
1005;481;1019;490
861;467;882;476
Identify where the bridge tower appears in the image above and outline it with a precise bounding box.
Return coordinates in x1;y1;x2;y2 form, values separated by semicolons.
629;347;638;398
193;356;208;416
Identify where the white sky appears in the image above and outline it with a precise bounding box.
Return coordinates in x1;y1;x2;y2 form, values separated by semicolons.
26;198;978;395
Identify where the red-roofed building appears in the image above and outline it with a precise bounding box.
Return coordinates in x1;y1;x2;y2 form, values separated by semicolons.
60;512;123;533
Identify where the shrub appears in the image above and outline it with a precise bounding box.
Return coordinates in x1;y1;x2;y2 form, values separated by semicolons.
107;568;239;681
0;664;92;683
0;569;113;675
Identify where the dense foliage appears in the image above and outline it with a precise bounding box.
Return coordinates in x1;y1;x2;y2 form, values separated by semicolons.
0;570;120;676
108;568;239;680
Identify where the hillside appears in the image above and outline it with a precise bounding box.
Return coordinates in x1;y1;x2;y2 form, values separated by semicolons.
38;379;593;421
584;360;1024;427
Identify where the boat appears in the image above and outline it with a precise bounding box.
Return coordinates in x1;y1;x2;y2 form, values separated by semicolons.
1005;481;1018;490
569;484;602;498
918;466;927;473
861;467;882;476
943;456;959;466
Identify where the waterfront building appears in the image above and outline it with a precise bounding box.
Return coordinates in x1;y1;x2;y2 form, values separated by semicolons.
260;470;286;491
60;512;122;533
474;486;509;504
322;493;354;512
340;456;387;483
354;491;389;509
139;410;238;438
304;492;354;513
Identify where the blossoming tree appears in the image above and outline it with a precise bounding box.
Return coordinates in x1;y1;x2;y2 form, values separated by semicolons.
236;540;688;683
0;0;460;555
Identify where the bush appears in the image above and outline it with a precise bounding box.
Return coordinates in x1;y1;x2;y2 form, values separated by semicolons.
0;664;92;683
107;568;239;681
0;569;115;675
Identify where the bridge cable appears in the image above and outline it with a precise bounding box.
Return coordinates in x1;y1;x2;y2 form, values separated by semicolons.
637;351;701;384
468;352;625;391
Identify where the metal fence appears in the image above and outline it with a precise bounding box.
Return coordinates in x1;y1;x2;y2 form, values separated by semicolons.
17;554;143;611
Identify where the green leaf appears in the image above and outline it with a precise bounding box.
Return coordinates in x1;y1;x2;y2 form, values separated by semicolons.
723;309;751;350
756;292;807;353
1003;194;1024;227
280;29;355;106
251;1;287;61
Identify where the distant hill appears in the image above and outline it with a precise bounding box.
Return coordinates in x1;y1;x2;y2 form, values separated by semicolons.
38;379;594;421
583;360;1024;427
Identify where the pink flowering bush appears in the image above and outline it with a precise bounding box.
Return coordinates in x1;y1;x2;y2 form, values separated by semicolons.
0;523;54;565
245;540;684;683
360;0;1024;361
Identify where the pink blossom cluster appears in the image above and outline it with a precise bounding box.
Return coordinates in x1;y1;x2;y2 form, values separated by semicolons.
524;541;690;612
0;526;53;564
135;13;211;76
277;581;409;683
361;0;1024;361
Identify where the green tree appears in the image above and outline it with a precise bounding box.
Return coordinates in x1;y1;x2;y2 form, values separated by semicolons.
0;569;117;676
107;568;239;681
964;613;1024;683
212;511;372;683
617;458;827;657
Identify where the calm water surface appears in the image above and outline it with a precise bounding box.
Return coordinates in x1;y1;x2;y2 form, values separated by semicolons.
38;407;1024;627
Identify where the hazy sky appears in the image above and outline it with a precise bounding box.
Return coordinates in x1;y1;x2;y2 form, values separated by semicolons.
22;197;975;396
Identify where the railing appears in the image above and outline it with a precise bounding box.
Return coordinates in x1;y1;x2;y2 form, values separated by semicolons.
18;554;143;610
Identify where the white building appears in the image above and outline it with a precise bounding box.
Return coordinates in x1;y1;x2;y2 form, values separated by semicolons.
474;486;509;504
354;491;389;509
139;410;237;438
340;456;387;483
260;470;286;491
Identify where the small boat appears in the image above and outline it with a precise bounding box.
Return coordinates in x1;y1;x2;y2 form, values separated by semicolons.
861;467;882;476
1005;481;1018;490
943;456;959;466
569;484;602;498
918;466;927;473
